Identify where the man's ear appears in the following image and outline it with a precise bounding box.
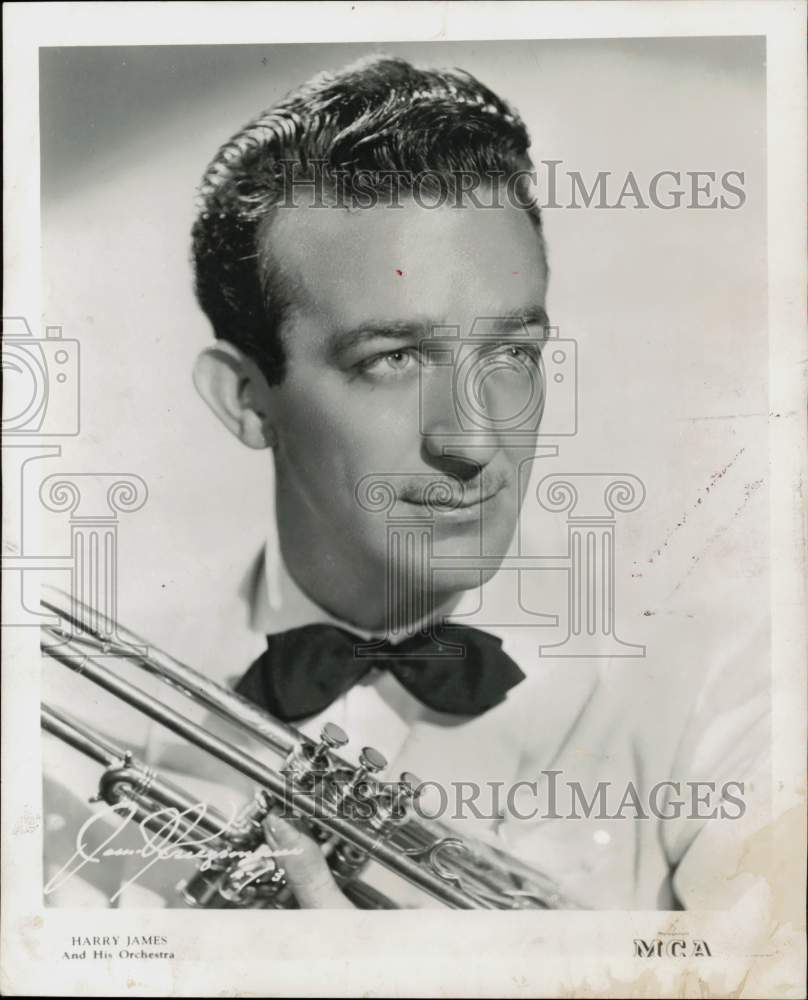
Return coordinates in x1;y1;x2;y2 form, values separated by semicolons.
192;343;277;450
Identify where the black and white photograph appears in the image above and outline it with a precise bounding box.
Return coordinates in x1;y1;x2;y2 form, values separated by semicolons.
2;2;806;997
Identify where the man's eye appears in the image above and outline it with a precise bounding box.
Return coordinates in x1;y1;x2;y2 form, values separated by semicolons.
484;343;542;366
514;344;540;364
359;349;418;376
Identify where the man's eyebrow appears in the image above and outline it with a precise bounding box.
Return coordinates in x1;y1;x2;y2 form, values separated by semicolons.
489;305;550;331
327;306;550;356
326;321;428;357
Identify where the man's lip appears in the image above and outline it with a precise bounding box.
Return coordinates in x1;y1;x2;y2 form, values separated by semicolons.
400;486;503;510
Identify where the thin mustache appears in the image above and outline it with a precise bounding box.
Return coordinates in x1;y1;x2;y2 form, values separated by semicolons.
397;472;508;507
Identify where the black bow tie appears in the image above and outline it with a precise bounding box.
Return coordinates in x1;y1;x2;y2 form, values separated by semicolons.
235;623;525;721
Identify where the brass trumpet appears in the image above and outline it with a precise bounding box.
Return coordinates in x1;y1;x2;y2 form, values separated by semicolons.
40;587;572;909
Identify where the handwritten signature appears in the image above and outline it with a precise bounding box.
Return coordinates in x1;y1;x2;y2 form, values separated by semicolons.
45;801;302;903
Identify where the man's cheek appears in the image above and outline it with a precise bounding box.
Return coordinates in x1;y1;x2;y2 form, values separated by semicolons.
506;443;540;489
338;419;413;471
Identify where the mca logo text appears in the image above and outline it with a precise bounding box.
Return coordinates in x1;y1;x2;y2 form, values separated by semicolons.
634;938;712;958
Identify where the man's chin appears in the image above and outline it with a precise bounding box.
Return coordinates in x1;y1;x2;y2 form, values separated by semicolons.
385;558;504;603
433;562;502;595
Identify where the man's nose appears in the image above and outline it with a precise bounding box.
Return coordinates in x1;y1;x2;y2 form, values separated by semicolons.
420;384;499;479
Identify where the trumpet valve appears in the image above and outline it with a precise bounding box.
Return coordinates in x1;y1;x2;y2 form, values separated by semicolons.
346;746;387;797
367;771;423;834
394;771;423;812
312;721;349;764
281;721;349;787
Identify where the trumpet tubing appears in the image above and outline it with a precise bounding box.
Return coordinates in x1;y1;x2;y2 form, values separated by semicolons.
40;586;571;910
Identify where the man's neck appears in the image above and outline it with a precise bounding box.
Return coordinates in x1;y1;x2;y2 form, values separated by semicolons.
275;511;460;635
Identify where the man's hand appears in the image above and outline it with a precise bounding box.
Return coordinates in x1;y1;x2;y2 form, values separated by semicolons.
263;814;355;909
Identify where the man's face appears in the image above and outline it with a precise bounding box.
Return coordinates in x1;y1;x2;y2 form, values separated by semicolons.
262;194;548;598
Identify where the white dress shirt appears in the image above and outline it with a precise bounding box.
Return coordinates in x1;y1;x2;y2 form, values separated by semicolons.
41;525;770;911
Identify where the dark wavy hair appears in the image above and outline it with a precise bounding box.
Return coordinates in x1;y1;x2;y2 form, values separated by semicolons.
192;55;544;385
